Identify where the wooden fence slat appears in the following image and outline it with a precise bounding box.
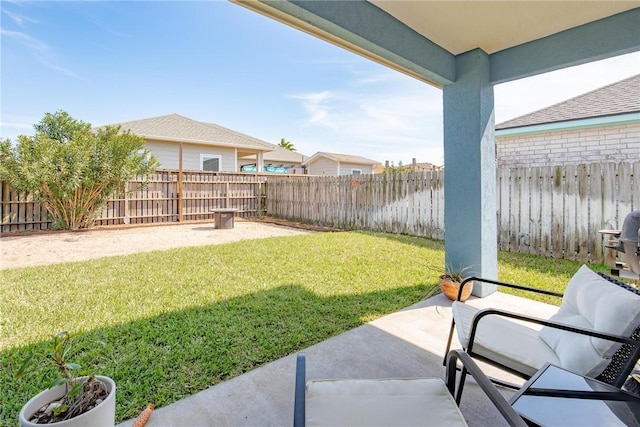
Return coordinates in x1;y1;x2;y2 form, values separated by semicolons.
2;163;638;268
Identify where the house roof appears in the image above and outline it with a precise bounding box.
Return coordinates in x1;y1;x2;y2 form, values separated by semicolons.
100;114;274;152
496;74;640;130
240;145;308;164
303;152;380;166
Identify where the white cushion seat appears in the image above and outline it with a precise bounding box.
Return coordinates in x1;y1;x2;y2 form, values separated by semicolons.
452;302;560;377
452;265;640;379
305;377;468;427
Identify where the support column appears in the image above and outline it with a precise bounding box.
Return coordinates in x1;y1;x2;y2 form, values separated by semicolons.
257;152;264;172
443;49;497;297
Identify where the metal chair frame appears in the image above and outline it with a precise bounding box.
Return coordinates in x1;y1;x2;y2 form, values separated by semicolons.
444;274;640;404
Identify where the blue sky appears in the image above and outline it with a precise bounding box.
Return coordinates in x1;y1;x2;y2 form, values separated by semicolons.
1;1;639;166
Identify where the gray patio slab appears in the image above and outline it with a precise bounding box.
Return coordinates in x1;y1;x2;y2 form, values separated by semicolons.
118;291;557;427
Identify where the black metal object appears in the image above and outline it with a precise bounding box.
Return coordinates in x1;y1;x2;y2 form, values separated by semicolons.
293;353;306;427
619;210;640;275
601;210;640;279
446;350;528;427
509;363;640;427
444;273;640;404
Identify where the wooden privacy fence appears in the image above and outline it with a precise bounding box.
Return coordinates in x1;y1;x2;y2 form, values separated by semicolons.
1;171;268;232
265;172;445;240
3;162;639;264
498;162;639;263
266;161;639;264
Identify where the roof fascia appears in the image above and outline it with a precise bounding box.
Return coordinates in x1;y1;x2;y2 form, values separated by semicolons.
145;135;274;152
232;0;455;87
490;8;640;85
496;112;640;137
302;152;339;165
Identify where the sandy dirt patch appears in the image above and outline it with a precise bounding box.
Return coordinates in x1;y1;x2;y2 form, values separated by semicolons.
0;219;313;270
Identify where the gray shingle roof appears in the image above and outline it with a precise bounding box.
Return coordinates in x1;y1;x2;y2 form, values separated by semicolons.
305;152;380;166
496;74;640;130
101;114;274;151
240;145;308;163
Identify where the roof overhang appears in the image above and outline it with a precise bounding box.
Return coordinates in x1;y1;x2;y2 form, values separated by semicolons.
496;112;640;137
233;1;640;87
141;134;273;153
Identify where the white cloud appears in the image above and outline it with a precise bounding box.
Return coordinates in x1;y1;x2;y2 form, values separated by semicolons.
0;29;84;80
290;73;444;164
495;52;640;123
1;8;38;27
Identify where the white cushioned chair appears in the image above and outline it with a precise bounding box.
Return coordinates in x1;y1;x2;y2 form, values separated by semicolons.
444;265;640;403
294;350;527;427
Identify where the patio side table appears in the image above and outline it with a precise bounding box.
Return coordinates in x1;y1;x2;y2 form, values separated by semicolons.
210;208;238;229
510;363;640;426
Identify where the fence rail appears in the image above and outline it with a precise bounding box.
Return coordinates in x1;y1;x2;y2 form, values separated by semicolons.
265;161;639;264
265;173;445;240
1;170;268;233
2;162;639;265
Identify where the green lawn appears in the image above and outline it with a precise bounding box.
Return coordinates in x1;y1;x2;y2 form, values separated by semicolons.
0;231;600;425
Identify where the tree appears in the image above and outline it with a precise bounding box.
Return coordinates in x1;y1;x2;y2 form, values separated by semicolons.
0;111;159;230
278;138;296;151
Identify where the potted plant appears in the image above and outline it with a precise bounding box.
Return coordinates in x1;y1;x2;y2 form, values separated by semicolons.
439;264;474;301
17;332;116;426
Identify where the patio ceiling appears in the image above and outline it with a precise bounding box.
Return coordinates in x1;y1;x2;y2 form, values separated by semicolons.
234;1;639;87
370;1;637;56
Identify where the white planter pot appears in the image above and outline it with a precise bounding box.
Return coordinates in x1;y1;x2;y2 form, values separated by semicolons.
19;376;116;427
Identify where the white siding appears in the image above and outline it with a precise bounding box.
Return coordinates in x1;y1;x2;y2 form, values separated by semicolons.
144;140;180;169
338;162;374;175
496;122;640;167
144;140;237;171
307;157;339;175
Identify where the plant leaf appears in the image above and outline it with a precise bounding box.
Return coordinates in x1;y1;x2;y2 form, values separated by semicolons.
68;382;83;397
51;378;67;387
16;353;34;378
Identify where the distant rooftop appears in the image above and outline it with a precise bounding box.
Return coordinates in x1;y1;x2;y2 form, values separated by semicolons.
304;152;380;166
100;114;274;151
496;74;640;130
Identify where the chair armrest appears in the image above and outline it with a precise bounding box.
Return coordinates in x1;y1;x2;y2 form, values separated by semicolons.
294;353;306;427
446;349;528;427
467;308;640;354
456;276;564;301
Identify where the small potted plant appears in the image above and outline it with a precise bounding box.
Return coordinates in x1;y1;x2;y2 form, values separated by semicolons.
17;332;116;426
439;264;474;301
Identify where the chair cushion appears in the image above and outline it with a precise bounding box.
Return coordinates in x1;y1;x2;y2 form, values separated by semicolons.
452;301;560;377
305;377;468;427
539;265;640;376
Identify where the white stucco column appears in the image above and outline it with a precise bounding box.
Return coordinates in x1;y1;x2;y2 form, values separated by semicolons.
257;152;264;172
443;49;498;297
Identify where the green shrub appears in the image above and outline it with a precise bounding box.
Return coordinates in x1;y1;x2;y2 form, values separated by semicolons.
0;111;158;229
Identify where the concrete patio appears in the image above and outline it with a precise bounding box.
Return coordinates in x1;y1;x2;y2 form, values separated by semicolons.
118;291;557;427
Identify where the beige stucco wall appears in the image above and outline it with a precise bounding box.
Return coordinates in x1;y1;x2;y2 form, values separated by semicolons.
306;157;339;175
145;140;237;171
496;122;640;168
338;162;374;175
307;157;376;175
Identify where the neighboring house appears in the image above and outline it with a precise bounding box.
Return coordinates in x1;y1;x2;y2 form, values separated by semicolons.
100;114;275;172
238;145;308;174
495;74;640;168
373;161;442;173
303;152;380;175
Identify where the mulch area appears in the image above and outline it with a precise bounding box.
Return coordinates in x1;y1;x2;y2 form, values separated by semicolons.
246;216;347;232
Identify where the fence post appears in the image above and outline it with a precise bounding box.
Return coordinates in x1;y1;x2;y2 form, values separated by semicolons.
124;181;130;224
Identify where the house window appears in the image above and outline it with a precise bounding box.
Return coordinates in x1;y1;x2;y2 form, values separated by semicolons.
201;155;221;171
351;169;362;175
